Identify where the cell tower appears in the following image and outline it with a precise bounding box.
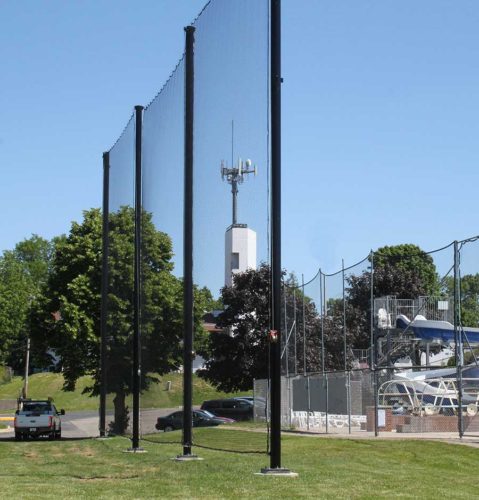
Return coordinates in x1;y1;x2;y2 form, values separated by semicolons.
221;157;258;287
221;158;257;225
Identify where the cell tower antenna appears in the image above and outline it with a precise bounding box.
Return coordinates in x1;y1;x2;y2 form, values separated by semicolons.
221;147;257;226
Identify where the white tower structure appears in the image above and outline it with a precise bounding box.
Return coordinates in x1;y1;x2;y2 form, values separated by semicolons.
225;224;257;287
221;157;258;286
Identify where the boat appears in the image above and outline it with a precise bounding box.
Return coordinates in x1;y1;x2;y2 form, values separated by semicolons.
396;314;479;344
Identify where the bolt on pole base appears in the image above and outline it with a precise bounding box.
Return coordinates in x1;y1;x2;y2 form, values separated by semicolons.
173;454;203;462
256;467;298;477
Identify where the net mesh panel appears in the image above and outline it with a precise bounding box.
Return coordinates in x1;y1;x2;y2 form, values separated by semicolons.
456;237;479;436
138;59;185;444
106;115;136;437
191;0;270;453
282;283;300;379
322;269;344;373
344;257;370;371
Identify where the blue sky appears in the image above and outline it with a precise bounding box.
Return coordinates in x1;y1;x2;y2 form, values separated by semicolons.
1;1;479;293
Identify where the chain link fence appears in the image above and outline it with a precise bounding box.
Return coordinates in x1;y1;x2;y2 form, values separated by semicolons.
262;237;479;438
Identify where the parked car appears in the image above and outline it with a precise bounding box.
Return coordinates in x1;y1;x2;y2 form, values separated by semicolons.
195;409;236;424
14;399;64;440
233;396;254;403
201;398;253;421
155;410;230;432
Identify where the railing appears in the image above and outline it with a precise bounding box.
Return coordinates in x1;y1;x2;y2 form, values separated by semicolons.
378;377;479;416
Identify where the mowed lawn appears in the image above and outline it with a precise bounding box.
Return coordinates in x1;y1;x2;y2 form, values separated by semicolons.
0;430;477;499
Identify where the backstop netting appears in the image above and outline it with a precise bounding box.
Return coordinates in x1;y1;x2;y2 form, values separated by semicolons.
281;258;374;434
190;0;270;453
455;236;479;437
106;114;136;437
138;57;185;445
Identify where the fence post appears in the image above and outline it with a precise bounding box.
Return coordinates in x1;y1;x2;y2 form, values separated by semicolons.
454;240;464;438
320;271;325;373
293;289;297;376
342;259;347;371
370;251;378;437
284;290;289;377
306;376;311;431
289;376;292;428
347;370;351;434
302;274;307;375
325;373;329;434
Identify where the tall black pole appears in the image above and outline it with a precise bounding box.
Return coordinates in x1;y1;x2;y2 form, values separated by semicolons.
132;105;144;451
269;0;283;471
182;25;195;459
100;151;110;437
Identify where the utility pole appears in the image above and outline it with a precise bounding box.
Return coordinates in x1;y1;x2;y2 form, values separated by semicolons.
23;337;30;399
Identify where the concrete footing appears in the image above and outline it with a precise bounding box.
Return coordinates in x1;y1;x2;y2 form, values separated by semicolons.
173;454;204;462
255;468;298;477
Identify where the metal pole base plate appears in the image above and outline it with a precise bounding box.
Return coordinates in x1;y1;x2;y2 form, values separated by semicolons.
256;468;298;477
124;448;147;453
173;454;204;462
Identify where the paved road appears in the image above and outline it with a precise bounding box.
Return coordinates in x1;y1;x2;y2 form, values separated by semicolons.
0;407;179;440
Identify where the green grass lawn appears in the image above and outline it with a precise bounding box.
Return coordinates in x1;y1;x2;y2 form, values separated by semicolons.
0;432;476;499
0;372;249;412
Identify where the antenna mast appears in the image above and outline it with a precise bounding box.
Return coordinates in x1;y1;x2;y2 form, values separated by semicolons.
221;157;257;225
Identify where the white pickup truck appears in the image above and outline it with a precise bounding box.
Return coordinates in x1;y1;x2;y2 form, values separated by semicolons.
14;399;65;440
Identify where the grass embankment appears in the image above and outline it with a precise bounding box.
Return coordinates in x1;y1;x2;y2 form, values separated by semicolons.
0;433;476;498
0;372;249;411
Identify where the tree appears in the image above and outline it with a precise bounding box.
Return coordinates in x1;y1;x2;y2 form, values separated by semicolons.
198;264;322;392
444;274;479;328
32;207;208;434
0;235;52;369
345;244;440;353
373;244;440;298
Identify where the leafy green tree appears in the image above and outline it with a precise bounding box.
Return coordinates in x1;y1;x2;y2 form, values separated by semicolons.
32;207;208;434
0;255;31;366
373;244;440;297
0;235;52;369
11;234;53;287
345;244;440;353
199;265;322;392
444;274;479;328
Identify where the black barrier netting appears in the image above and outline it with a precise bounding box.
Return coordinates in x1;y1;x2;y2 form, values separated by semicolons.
457;237;479;376
191;0;270;453
322;269;344;373
282;282;300;378
344;257;370;371
106;114;136;437
139;58;185;443
301;272;323;375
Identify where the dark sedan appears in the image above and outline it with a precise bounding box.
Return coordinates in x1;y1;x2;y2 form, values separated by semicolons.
155;410;229;432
